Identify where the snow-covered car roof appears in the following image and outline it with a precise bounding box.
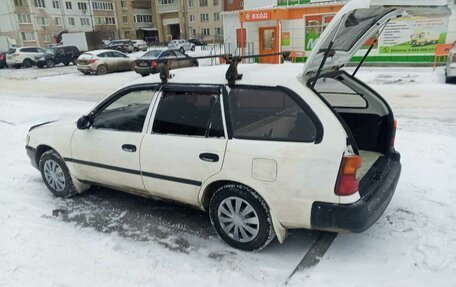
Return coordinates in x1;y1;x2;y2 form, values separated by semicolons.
130;63;304;87
85;49;126;55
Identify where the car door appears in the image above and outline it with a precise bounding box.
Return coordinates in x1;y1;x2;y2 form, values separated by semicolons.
140;84;227;205
71;85;159;193
112;51;131;71
173;50;189;68
99;52;117;71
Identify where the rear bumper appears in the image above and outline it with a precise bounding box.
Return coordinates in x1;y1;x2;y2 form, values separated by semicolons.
134;66;158;75
311;154;401;233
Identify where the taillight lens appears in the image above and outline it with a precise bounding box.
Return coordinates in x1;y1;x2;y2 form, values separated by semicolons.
0;54;4;60
335;155;362;196
89;59;97;64
151;60;158;69
391;119;397;147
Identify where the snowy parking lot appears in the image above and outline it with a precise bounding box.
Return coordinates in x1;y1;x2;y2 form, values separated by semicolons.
0;64;455;286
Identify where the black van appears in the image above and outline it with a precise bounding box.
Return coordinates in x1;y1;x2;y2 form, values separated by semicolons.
36;46;80;68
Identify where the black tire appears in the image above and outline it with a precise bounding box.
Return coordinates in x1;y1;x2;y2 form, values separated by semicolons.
96;65;108;75
209;184;275;251
81;71;90;75
192;61;199;67
46;59;55;68
140;73;149;77
13;64;21;69
39;150;77;198
63;61;70;66
22;58;33;68
37;64;44;68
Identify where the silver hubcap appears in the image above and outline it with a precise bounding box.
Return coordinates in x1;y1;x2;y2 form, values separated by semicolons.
218;197;260;243
43;160;66;192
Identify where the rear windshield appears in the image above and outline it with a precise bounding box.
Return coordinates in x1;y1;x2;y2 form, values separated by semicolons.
314;77;367;108
142;50;162;58
7;48;16;54
318;8;394;52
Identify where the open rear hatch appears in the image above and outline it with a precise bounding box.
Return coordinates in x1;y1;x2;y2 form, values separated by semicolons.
302;0;450;182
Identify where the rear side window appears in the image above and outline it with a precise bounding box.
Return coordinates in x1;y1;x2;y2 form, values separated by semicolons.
228;87;317;142
314;77;367;108
152;90;224;138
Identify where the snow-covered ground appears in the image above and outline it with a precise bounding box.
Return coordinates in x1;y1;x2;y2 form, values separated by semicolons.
0;64;455;286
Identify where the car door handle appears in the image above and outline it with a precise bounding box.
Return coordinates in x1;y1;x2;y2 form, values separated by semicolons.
122;144;137;152
199;153;219;163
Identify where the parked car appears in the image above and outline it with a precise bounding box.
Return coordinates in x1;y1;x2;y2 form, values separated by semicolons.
188;38;207;46
76;49;134;75
5;46;45;68
168;39;195;52
107;40;134;53
134;49;198;77
131;40;148;52
0;52;6;69
445;41;456;83
26;0;448;251
35;46;80;68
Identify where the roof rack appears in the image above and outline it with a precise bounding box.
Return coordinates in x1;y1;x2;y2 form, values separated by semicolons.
158;51;291;85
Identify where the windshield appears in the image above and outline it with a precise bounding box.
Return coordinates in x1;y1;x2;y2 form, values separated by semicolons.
45;48;56;54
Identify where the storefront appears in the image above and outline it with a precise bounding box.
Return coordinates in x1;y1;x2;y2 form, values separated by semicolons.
222;1;456;64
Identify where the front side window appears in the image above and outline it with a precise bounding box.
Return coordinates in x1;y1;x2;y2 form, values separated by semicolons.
92;89;156;132
228;87;317;142
152;90;224;138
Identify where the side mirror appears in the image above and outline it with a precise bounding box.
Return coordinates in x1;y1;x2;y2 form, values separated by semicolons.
77;115;91;130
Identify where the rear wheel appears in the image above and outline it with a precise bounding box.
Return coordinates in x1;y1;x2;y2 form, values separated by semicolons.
96;65;108;75
39;150;77;198
209;184;275;251
63;61;70;66
22;58;33;68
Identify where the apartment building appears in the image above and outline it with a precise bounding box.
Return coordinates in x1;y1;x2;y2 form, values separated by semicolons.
185;0;223;42
153;0;186;42
131;0;157;42
115;0;135;39
0;0;120;47
223;0;243;11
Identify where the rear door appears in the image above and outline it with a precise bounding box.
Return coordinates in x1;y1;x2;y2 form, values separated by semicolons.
140;85;227;205
112;51;131;71
302;0;451;80
99;52;118;71
173;50;191;68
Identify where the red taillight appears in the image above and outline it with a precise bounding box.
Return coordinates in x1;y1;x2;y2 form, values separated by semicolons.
335;155;362;196
0;54;4;60
391;119;397;147
89;59;97;64
151;60;158;68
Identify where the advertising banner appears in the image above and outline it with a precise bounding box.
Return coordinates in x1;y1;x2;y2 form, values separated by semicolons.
379;17;448;54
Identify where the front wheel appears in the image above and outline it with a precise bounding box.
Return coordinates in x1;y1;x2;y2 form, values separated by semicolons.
39;150;77;197
22;59;33;68
46;59;55;68
209;184;275;251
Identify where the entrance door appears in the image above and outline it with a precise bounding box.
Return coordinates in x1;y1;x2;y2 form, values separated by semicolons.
259;27;279;64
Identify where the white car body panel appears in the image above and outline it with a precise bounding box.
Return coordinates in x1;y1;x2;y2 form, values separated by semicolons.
6;47;45;66
446;46;456;78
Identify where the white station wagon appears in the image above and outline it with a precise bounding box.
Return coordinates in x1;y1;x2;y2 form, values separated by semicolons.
26;0;449;251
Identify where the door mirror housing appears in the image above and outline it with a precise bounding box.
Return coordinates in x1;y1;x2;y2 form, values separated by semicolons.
77;115;91;130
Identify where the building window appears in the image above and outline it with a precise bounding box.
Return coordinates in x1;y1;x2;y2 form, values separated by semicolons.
92;1;114;10
68;17;75;25
120;0;126;8
81;17;90;25
200;13;209;22
95;16;116;25
158;0;176;5
21;32;36;41
125;31;130;38
191;28;196;37
190;15;195;22
55;17;62;26
78;2;88;10
213;0;219;5
44;34;50;42
17;14;32;24
52;0;59;8
14;0;27;6
123;16;128;24
65;1;72;9
134;15;152;23
201;28;210;36
189;0;194;7
34;0;46;8
37;16;48;27
215;27;222;35
200;0;208;7
214;12;219;21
